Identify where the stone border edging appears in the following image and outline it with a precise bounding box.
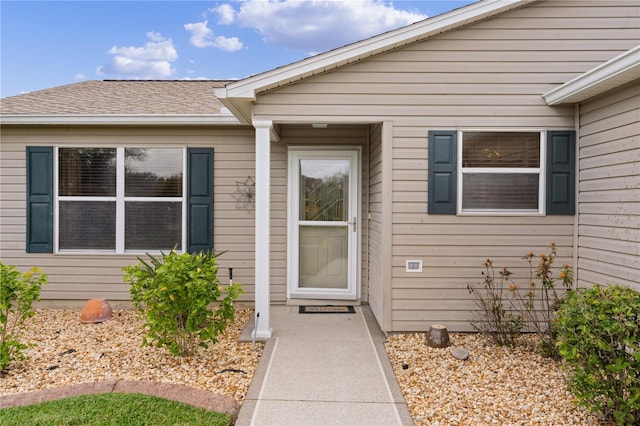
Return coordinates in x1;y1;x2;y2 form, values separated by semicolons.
0;380;239;418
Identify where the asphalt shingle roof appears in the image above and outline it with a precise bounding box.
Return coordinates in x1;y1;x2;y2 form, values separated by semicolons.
0;80;232;115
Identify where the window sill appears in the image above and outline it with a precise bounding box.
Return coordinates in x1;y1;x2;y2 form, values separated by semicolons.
54;250;184;256
457;210;545;217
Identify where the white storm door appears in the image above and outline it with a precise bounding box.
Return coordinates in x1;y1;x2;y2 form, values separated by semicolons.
288;149;359;299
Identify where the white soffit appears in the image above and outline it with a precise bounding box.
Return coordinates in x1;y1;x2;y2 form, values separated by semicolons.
216;0;537;123
543;45;640;105
0;114;243;126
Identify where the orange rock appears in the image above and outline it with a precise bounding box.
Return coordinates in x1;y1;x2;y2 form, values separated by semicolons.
80;299;113;324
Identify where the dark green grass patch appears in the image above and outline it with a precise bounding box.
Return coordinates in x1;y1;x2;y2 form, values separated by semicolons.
0;392;231;426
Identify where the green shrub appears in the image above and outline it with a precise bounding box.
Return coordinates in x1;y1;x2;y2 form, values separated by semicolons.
556;284;640;425
1;263;47;372
124;250;243;357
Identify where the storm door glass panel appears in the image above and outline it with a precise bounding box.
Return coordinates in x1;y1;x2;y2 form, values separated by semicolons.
299;226;348;288
125;148;183;197
298;159;350;289
299;159;348;222
125;202;182;250
59;148;116;196
59;201;116;249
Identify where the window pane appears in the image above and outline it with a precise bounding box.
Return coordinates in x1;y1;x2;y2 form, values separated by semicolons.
125;202;182;250
463;132;540;168
59;201;116;249
59;148;116;196
125;148;183;197
299;159;349;221
463;173;539;210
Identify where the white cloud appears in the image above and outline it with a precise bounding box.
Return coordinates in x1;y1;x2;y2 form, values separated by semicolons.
184;21;243;51
214;35;244;51
226;0;427;54
215;4;235;25
75;73;86;81
97;32;177;78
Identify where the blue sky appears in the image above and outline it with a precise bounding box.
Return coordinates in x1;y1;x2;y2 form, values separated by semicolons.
1;1;475;98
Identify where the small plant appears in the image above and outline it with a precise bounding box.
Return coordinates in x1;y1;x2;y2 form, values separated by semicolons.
1;262;47;372
556;284;640;426
124;250;243;357
467;243;572;352
467;259;523;347
511;243;572;359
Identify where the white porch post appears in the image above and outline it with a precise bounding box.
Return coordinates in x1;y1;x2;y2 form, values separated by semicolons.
253;120;273;339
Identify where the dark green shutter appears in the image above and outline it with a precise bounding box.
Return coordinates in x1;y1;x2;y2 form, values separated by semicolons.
428;130;457;214
187;148;214;253
26;146;54;253
546;131;576;215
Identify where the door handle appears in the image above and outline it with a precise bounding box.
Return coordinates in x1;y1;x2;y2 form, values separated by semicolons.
347;216;357;232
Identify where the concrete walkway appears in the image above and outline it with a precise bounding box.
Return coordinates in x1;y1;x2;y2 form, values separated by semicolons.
236;305;414;426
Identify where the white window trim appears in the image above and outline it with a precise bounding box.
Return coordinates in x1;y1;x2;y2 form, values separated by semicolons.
456;129;546;216
54;146;187;254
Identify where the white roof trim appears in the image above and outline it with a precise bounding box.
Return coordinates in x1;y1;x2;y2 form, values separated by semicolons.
0;114;243;126
543;45;640;105
216;0;536;122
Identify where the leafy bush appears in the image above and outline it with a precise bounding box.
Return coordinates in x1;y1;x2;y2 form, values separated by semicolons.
124;250;243;357
467;243;572;352
556;284;639;425
1;262;47;372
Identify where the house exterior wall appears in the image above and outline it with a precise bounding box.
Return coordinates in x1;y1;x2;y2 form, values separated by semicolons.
0;125;258;305
576;79;640;292
251;0;640;331
367;123;385;325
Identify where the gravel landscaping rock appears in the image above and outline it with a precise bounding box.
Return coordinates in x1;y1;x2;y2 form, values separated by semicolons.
2;308;607;425
0;308;263;404
385;332;603;426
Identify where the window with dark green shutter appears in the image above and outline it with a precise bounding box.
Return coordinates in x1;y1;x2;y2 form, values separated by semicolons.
26;146;214;253
427;130;575;216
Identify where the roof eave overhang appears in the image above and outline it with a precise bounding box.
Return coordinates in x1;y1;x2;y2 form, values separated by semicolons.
543;45;640;105
214;87;253;125
0;114;244;126
217;0;538;124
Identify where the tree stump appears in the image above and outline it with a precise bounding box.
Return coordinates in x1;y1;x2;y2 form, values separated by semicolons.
426;324;450;348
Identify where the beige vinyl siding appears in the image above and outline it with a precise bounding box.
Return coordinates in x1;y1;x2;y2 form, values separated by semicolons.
0;125;257;304
367;123;384;323
251;0;638;332
577;80;640;292
269;141;288;304
254;0;639;125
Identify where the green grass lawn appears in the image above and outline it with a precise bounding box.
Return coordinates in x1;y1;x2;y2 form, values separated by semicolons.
0;392;231;426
